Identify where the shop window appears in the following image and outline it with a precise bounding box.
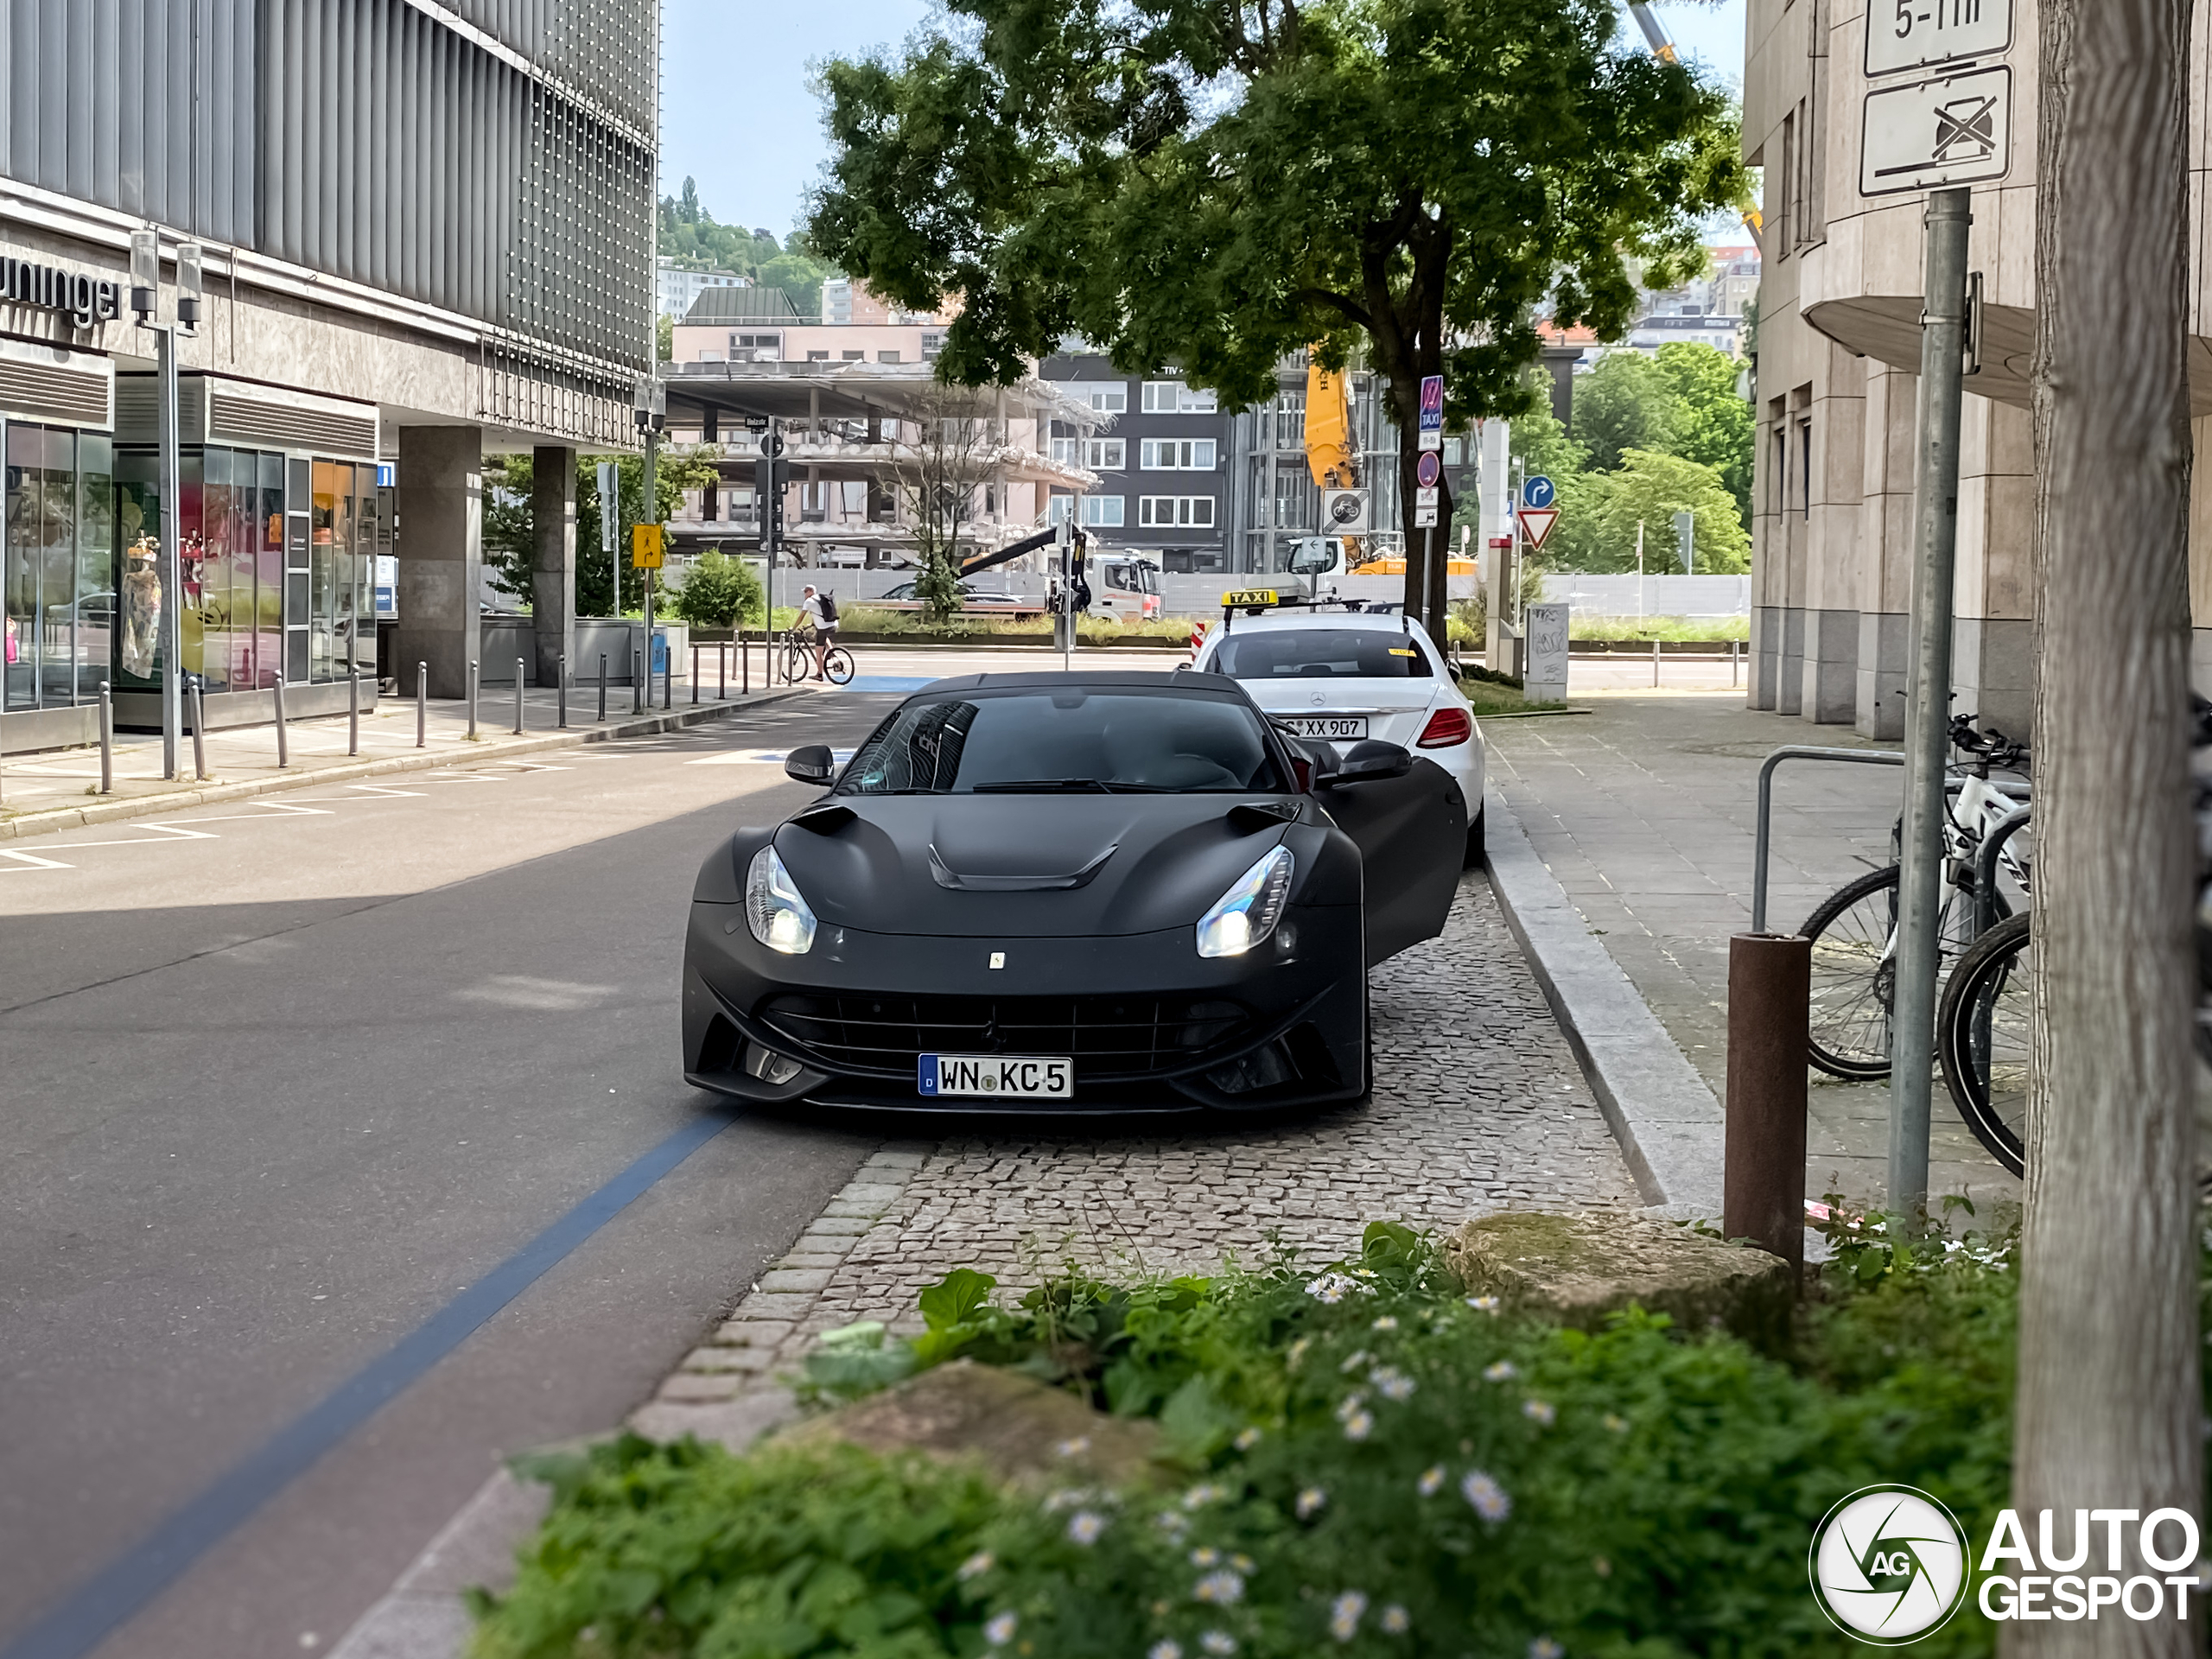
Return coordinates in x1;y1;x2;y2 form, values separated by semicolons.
4;423;92;709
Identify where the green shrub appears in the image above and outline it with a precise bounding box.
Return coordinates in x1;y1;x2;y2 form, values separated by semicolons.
672;550;766;630
475;1213;2164;1659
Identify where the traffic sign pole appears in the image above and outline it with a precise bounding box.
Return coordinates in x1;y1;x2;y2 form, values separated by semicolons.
1888;185;1974;1225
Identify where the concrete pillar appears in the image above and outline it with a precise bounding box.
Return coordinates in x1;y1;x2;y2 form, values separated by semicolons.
393;426;483;700
531;445;577;691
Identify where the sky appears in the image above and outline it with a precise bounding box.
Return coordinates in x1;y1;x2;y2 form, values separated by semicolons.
659;0;1749;241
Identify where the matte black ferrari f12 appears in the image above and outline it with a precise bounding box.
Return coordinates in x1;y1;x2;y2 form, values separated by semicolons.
683;672;1466;1114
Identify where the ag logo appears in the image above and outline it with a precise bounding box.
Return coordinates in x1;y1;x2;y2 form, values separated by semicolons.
1808;1484;1969;1643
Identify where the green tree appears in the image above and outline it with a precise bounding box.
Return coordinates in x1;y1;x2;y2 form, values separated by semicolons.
1654;340;1752;529
482;449;718;617
656;313;674;362
1545;448;1748;574
671;547;766;629
1510;389;1590;486
1570;349;1681;472
805;0;1743;639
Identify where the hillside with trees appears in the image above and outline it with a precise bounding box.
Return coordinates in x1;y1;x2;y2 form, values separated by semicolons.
658;177;836;318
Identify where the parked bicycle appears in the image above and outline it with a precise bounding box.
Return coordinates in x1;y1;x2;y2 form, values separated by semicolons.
780;621;855;687
1935;698;2212;1180
1799;715;2033;1079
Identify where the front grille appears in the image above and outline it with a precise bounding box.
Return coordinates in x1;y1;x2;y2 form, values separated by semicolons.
759;993;1251;1081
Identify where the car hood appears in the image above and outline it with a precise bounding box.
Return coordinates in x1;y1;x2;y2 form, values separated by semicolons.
768;793;1300;938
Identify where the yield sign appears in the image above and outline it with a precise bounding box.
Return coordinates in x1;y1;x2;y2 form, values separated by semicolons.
1518;506;1559;550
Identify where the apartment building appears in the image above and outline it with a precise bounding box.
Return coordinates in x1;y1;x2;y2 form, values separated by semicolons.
657;257;748;321
1041;350;1231;571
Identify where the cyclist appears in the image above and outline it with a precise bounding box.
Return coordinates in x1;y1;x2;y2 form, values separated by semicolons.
798;584;840;683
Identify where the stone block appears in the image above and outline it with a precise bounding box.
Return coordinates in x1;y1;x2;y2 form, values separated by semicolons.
759;1268;836;1294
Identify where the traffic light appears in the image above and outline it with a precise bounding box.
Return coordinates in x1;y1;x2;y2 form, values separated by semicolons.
753;426;790;550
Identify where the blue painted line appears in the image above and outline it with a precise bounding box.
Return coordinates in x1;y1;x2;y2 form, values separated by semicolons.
3;1111;731;1659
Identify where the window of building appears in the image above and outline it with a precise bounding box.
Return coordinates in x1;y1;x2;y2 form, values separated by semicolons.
1084;438;1124;469
1139;495;1216;528
1796;415;1813;519
1774;111;1794;259
1079;496;1124;527
878;351;901;365
1767;401;1787;518
802;481;830;522
1274;391;1306;449
1141;382;1219;414
842;350;865;361
921;332;945;361
1051;437;1079;465
1084;385;1128;415
729;332;782;361
807;349;830;362
1141;438;1216;470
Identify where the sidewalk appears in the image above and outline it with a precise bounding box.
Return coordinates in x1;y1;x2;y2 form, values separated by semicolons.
1483;683;2019;1211
0;681;805;840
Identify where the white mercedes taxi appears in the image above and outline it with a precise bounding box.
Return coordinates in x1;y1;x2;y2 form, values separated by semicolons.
1192;594;1485;859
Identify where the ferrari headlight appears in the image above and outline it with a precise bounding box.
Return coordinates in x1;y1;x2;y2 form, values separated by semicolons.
746;844;818;955
1196;844;1295;958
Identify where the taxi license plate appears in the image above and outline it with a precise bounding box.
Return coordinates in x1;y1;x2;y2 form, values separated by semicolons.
1281;716;1369;741
918;1054;1073;1099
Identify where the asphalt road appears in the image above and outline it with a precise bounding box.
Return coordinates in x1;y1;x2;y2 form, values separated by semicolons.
0;692;907;1659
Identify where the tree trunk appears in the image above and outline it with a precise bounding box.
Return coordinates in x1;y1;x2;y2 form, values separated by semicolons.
2016;0;2199;1649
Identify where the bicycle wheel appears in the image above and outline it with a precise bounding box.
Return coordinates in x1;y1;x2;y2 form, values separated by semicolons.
823;645;855;686
1801;867;1904;1079
1800;866;2004;1079
1936;913;2030;1177
781;640;810;683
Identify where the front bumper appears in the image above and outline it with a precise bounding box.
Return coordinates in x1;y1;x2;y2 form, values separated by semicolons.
682;904;1366;1113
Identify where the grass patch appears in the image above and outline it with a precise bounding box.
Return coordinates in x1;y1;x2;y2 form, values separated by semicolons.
472;1202;2107;1659
1565;613;1749;641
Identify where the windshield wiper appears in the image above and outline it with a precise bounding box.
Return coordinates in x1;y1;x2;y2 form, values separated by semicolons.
970;778;1114;793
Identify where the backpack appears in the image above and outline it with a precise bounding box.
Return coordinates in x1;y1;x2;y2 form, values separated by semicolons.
817;592;839;624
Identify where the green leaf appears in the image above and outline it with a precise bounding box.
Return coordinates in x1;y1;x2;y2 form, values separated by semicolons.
918;1268;997;1332
1157;1373;1240;1464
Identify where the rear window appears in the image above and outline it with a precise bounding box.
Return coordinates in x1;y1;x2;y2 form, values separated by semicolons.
840;690;1285;794
1211;627;1433;679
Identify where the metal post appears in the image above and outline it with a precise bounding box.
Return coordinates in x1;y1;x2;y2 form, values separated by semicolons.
742;628;750;695
1888;186;1974;1224
558;652;569;728
1725;932;1811;1282
347;668;360;756
598;652;607;721
98;681;113;793
1653;638;1661;688
632;647;643;715
718;642;726;701
157;323;182;779
415;661;427;747
188;678;207;781
513;657;525;734
663;646;672;710
1732;637;1741;688
273;675;289;767
692;644;700;705
467;658;479;738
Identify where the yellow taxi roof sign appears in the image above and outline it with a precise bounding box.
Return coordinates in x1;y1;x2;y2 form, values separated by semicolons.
1221;588;1278;608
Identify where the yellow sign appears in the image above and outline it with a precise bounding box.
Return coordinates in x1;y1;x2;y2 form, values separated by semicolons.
631;524;665;568
1222;588;1278;608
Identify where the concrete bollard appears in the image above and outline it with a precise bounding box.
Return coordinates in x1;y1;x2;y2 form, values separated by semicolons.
98;681;113;793
513;657;525;734
1724;932;1812;1281
416;662;427;747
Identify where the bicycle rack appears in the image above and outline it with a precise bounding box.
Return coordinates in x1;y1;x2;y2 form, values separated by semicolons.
1751;747;1906;934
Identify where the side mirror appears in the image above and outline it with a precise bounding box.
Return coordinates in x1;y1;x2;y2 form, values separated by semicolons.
1320;739;1414;786
785;744;836;785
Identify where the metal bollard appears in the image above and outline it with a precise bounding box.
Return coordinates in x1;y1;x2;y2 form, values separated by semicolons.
632;648;643;715
1724;933;1812;1282
98;681;113;793
692;644;700;706
274;675;290;768
467;658;479;738
416;662;428;747
742;627;750;695
513;657;525;734
558;652;569;729
718;643;727;702
598;653;607;721
347;668;360;756
1653;638;1662;688
1732;638;1741;688
189;678;207;781
663;650;673;710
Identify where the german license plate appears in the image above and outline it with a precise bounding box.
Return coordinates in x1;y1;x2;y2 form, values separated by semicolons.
1281;716;1369;741
918;1053;1073;1099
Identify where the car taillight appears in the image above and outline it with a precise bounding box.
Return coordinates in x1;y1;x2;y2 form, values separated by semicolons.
1417;706;1472;748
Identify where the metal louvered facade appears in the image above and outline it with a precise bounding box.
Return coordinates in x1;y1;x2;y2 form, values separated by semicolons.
0;0;655;442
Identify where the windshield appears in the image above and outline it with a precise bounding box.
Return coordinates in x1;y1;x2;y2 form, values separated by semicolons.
840;690;1286;794
1211;627;1433;680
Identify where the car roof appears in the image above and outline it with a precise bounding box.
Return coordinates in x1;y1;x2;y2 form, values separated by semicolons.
1216;608;1427;634
912;670;1246;696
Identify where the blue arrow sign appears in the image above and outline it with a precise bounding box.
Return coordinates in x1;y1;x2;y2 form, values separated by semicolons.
1522;474;1556;510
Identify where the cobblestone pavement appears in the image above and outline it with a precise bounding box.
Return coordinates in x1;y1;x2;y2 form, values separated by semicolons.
635;873;1637;1438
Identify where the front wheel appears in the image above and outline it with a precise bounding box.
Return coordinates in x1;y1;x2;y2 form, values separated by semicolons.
1800;867;1904;1079
1936;913;2030;1177
822;645;855;686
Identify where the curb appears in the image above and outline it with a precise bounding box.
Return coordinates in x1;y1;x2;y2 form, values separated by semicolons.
0;690;810;842
325;1144;935;1659
1481;787;1725;1218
